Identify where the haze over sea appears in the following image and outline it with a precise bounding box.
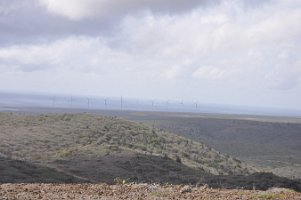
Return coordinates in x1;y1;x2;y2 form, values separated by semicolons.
1;92;300;117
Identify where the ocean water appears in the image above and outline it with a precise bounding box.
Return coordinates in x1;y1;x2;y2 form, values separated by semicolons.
0;92;201;113
0;92;300;117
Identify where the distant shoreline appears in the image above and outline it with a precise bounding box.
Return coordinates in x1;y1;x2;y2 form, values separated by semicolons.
1;106;301;124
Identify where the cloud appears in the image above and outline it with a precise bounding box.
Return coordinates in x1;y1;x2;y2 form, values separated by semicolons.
165;65;183;80
192;66;225;80
39;0;217;20
0;0;218;45
0;0;115;45
264;58;301;90
0;0;301;109
117;0;301;89
0;37;119;73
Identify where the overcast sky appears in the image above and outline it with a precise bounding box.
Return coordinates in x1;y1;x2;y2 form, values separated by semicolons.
0;0;300;110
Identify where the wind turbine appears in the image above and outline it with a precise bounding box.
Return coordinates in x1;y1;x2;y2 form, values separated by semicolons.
86;97;90;109
120;96;123;111
70;96;73;108
179;99;184;112
104;98;108;109
166;100;169;111
179;99;184;105
151;100;155;111
52;95;56;107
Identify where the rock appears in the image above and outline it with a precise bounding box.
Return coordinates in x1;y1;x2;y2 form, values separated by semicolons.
148;183;159;192
180;185;192;193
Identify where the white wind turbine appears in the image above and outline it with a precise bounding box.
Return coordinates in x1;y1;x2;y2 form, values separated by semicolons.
149;100;156;111
104;97;108;109
70;96;73;108
166;100;169;111
52;95;56;108
86;97;90;109
120;96;123;110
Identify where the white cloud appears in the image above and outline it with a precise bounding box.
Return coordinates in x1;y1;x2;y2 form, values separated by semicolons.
165;65;183;80
264;59;301;90
193;66;225;80
117;0;301;89
0;37;119;73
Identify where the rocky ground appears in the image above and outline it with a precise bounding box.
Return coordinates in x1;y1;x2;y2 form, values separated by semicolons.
0;184;300;200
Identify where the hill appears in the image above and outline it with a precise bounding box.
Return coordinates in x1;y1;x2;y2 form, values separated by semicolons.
0;112;300;191
0;156;83;183
0;113;252;180
119;111;301;179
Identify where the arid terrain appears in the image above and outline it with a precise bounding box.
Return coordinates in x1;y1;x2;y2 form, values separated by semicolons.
115;111;301;179
0;111;301;199
1;183;301;200
0;113;255;181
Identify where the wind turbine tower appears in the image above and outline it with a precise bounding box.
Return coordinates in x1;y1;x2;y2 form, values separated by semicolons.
87;97;90;109
70;96;73;108
121;96;123;110
52;95;56;107
104;98;108;109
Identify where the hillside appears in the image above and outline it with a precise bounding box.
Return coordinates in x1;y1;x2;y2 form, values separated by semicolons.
120;111;301;179
0;112;300;191
0;113;251;179
0;156;83;183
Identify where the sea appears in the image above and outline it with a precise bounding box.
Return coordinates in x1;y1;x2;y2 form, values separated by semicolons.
0;91;300;117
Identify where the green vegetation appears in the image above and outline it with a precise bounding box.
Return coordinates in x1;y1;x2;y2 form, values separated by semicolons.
113;177;129;185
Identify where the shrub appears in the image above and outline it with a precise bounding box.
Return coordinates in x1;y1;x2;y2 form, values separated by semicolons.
58;149;73;158
176;156;182;163
113;177;129;185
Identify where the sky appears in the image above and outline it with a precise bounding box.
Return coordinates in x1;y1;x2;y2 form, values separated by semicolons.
0;0;301;111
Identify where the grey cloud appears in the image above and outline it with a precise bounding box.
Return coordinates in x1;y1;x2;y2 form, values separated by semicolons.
39;0;221;20
0;0;220;45
0;0;274;46
0;0;116;45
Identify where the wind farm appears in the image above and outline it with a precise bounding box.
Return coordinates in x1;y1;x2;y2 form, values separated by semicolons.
1;91;300;117
1;0;301;199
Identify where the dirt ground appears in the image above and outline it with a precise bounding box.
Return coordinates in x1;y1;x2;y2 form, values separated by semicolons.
0;184;300;200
